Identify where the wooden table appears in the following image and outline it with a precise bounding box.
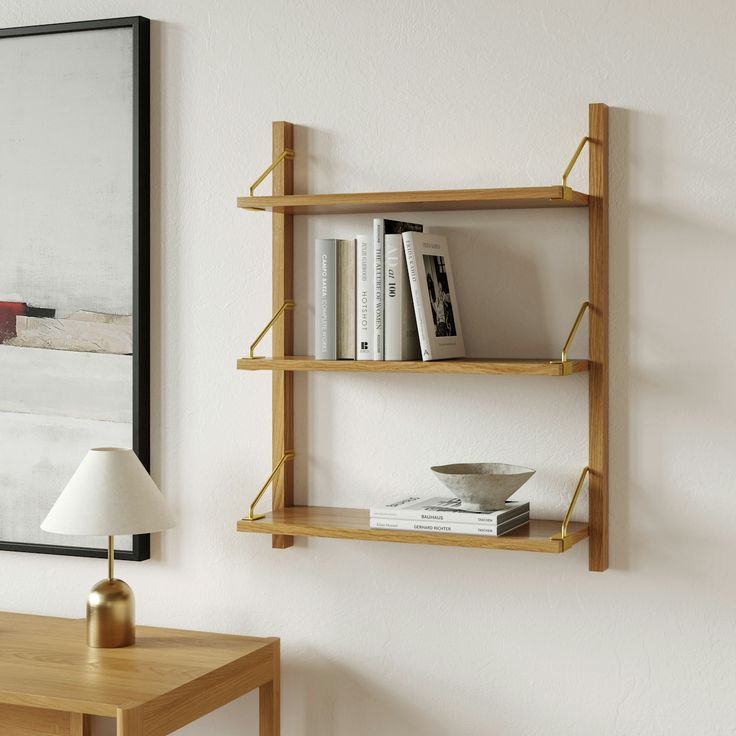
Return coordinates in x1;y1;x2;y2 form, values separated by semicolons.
0;612;280;735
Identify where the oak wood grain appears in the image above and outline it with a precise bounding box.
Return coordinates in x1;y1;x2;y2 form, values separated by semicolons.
271;121;295;549
237;506;588;553
237;356;589;376
116;709;142;736
588;103;609;572
0;613;279;734
259;640;280;736
237;185;588;215
139;647;275;736
0;702;81;736
70;713;90;736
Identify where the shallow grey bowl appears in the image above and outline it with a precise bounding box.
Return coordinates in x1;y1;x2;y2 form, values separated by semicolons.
430;463;535;512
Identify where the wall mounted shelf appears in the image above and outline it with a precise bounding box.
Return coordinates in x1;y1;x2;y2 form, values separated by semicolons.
237;185;588;215
236;507;588;553
237;356;589;376
236;103;609;570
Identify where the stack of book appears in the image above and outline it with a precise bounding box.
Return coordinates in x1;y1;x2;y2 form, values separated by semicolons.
314;218;465;362
369;497;530;536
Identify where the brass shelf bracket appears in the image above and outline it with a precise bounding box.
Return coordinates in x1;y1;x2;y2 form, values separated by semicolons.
243;148;296;210
550;466;590;549
245;300;295;360
551;300;590;375
242;451;296;522
561;136;590;200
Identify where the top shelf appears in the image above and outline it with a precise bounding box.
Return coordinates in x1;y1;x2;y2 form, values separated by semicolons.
237;185;588;215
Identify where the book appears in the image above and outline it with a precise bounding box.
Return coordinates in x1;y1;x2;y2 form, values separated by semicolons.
370;497;530;525
336;239;356;359
314;238;337;359
355;234;373;360
402;232;465;361
373;219;384;360
374;219;423;361
384;234;421;360
369;515;529;536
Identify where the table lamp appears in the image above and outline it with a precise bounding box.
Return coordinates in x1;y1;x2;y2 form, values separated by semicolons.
41;447;175;648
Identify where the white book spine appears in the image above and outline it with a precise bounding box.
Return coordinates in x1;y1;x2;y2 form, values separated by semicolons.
369;517;529;536
336;239;356;359
314;239;336;359
402;231;432;361
356;234;373;360
373;218;384;360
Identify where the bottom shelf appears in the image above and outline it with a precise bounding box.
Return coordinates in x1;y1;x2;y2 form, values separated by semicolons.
236;506;588;553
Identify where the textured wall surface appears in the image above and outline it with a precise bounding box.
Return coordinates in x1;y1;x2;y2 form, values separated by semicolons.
1;2;735;734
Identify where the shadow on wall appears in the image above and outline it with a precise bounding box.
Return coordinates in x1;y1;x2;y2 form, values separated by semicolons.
610;105;632;573
289;651;465;736
612;104;736;578
149;18;165;564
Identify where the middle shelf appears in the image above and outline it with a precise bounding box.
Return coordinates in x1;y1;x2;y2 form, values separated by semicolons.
237;356;589;376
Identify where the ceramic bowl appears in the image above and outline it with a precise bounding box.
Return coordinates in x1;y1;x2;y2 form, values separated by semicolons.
430;463;535;512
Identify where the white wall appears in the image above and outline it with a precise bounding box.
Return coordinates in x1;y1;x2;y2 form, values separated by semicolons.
2;2;735;734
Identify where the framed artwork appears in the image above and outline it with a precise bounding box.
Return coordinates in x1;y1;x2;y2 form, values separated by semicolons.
0;17;150;560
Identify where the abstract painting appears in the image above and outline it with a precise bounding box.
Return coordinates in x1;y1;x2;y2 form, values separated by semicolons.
0;17;150;559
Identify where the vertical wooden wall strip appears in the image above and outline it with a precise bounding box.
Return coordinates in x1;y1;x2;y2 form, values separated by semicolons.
588;103;609;571
271;122;295;549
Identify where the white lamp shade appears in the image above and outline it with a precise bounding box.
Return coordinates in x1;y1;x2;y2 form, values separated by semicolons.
41;448;175;536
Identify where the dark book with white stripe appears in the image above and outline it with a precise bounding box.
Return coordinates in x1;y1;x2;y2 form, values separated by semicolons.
374;218;423;360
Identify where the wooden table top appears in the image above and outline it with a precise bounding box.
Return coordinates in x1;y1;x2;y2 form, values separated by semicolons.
0;612;278;718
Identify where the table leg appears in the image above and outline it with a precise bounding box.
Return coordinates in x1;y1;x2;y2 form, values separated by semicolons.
117;708;143;735
259;676;280;736
71;713;91;735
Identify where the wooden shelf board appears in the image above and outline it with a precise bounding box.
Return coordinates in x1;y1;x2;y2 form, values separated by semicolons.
237;186;588;214
237;356;588;376
236;506;588;553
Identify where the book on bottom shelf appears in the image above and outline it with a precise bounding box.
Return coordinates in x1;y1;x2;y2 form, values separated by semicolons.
402;231;465;361
370;497;530;525
370;514;529;536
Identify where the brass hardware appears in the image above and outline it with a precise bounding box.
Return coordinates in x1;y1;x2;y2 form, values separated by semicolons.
242;451;295;522
550;466;590;550
243;148;295;210
551;300;590;375
561;136;590;200
246;300;295;359
87;535;135;648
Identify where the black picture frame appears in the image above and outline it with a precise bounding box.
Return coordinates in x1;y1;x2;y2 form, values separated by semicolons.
0;17;150;561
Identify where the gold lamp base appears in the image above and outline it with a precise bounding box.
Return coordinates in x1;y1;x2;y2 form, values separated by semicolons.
87;577;135;648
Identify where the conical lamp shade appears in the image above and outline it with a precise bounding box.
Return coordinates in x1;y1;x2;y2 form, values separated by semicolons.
41;448;175;536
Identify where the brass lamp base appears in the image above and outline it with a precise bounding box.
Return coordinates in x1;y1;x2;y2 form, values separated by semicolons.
87;578;135;648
